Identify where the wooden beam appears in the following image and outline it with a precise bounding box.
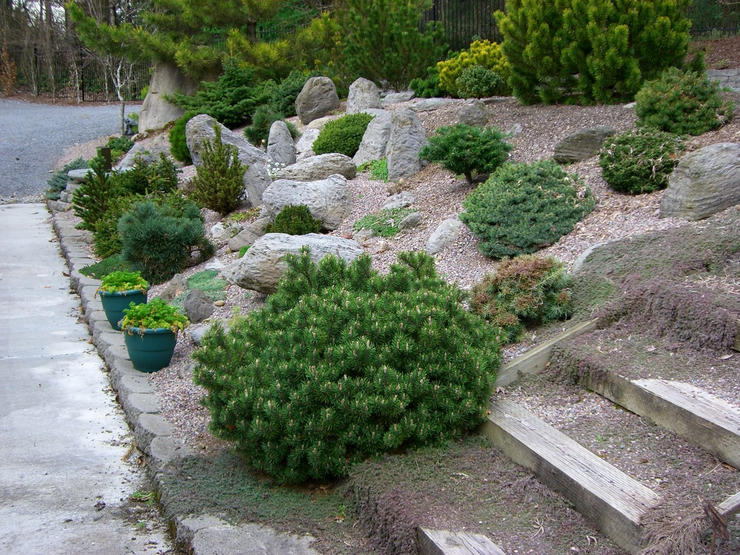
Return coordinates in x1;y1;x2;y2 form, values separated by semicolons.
494;319;597;388
482;400;659;554
417;528;506;555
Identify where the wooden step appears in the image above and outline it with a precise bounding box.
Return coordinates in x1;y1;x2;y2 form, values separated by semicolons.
482;399;660;554
581;372;740;469
417;528;506;555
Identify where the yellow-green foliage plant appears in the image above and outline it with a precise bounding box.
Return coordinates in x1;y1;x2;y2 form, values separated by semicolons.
437;40;510;97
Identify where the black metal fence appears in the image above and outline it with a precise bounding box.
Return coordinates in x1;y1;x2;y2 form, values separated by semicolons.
423;0;506;51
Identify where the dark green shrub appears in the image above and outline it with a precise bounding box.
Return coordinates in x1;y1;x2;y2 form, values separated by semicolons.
243;105;298;147
190;126;247;216
79;254;133;279
461;161;595;258
409;65;444;98
312;113;374;157
599;128;685;194
419;124;512;184
264;204;322;235
495;0;691;104
118;200;213;284
105;136;134;162
353;208;413;237
46;158;88;200
169;111;197;164
456;65;506;98
72;159;120;232
112;154;180;196
437;40;510;97
471;255;573;344
337;0;447;90
193;249;501;483
635;68;734;136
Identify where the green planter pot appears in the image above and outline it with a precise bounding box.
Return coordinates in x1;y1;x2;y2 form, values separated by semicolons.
123;327;177;373
100;289;148;330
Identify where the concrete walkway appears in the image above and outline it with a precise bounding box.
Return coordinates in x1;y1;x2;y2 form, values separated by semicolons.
0;204;171;554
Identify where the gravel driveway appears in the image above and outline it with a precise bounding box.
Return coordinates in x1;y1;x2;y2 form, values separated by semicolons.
0;99;129;201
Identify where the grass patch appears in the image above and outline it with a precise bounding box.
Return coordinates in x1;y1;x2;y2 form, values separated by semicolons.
358;158;388;182
169;269;228;310
79;254;133;279
353;208;413;237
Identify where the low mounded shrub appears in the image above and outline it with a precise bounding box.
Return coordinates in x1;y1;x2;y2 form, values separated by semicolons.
455;65;507;98
409;65;444;98
599;128;685;194
189;126;247;215
635;68;734;136
264;204;323;235
193;250;501;484
312;113;374;157
113;154;180;196
419;124;512;184
471;255;573;344
118;200;213;284
461;161;595;259
437;40;510;97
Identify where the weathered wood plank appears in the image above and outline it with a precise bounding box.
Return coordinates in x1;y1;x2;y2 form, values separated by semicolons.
494;319;597;388
581;372;740;469
417;528;506;555
717;491;740;518
482;399;659;554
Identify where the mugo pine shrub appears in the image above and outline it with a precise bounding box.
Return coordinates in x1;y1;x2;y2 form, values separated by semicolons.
461;161;595;258
193;250;501;483
455;65;506;99
472;255;573;344
312;113;374;157
190;126;247;215
437;40;510;98
419;124;512;184
118;200;213;284
264;204;323;235
599;128;685;194
635;68;734;136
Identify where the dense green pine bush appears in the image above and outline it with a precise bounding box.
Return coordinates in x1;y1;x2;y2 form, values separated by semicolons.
169;112;197;164
634;68;734;136
419;124;512;184
471;255;573;344
312;113;374;157
461;161;595;258
190;126;247;215
337;0;447;90
455;65;506;98
46;158;88;200
599;128;685;194
437;40;510;98
409;65;444;98
118;200;213;284
72;159;119;232
243;105;298;147
264;204;323;235
193;250;501;483
495;0;691;104
113;154;180;196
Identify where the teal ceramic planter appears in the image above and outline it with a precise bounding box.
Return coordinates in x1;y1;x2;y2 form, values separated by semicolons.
100;289;147;330
123;327;177;373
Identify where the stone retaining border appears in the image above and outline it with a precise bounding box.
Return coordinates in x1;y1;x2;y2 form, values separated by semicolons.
47;202;318;555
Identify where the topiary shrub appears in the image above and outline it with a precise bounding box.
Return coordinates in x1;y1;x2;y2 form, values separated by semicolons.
455;65;507;98
471;255;573;344
169;111;197;164
461;161;595;258
189;126;247;216
419;124;512;184
634;68;734;136
264;204;323;235
193;249;501;484
437;39;510;98
312;113;374;157
599;127;685;194
243;105;298;147
118;200;213;284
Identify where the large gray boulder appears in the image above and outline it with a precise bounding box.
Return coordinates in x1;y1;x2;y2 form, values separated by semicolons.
387;108;426;181
186;114;271;206
139;63;198;132
353;110;392;166
295;77;340;125
660;142;740;221
553;126;616;163
266;121;296;167
183;289;214;323
261;175;350;230
223;233;364;293
276;153;356;181
347;78;381;114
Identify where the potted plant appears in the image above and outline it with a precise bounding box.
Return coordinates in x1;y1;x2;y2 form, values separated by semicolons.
98;270;149;330
120;298;189;373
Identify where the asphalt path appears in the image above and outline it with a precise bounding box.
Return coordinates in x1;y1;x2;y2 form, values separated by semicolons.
0;99;126;199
